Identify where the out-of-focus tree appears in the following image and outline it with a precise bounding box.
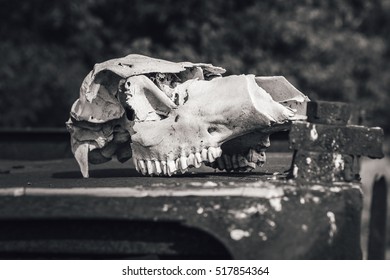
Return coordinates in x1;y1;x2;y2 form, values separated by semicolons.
0;0;389;132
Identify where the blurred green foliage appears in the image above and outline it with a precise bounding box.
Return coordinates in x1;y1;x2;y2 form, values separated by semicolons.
1;0;389;132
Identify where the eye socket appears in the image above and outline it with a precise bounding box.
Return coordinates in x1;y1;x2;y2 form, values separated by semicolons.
207;126;218;134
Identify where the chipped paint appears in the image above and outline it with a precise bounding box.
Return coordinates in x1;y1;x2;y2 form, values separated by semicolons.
203;181;218;187
266;219;276;228
333;154;345;170
189;182;203;187
213;204;221;210
258;231;268;241
327;211;337;244
162;204;170;212
305;157;312;165
309;124;318;141
300;197;305;204
269;197;282;212
329;187;342;193
230;229;250;241
228;204;269;219
301;224;308;232
292;164;299;178
196;207;204;214
312;196;320;203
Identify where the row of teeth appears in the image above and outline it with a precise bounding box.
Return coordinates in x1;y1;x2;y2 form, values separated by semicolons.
133;147;265;176
133;147;222;176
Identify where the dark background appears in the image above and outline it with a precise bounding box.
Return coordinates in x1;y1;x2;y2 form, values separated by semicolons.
0;0;390;133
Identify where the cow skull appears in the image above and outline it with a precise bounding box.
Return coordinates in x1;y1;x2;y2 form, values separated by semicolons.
67;54;308;177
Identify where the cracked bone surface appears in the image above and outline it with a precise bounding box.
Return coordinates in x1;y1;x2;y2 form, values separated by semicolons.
67;54;308;177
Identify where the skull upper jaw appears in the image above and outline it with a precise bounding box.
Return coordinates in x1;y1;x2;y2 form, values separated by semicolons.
130;75;296;175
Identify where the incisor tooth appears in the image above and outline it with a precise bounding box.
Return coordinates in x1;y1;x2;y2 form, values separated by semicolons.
161;161;167;175
180;156;188;171
154;160;162;175
167;160;176;176
187;153;195;167
231;154;239;169
146;160;154;175
138;160;147;175
201;149;208;161
207;148;216;162
223;154;232;170
133;157;139;172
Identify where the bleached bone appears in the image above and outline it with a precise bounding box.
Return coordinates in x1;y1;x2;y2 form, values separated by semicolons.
68;54;308;177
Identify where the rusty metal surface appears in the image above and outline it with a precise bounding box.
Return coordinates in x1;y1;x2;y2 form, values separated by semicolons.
0;153;363;260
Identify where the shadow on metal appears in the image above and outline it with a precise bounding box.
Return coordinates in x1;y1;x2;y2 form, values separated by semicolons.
0;219;232;260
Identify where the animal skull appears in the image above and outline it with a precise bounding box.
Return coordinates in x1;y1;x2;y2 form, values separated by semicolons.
67;54;308;177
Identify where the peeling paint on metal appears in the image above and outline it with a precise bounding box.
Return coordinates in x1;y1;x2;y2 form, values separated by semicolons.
312;196;320;203
228;204;269;219
203;181;218;188
309;124;318;141
266;219;276;228
333;154;344;170
258;231;268;241
230;229;250;241
292;164;299;178
269;197;282;212
327;211;337;244
162;204;170;212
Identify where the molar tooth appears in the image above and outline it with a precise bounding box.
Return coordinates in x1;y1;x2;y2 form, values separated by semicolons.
146;160;154;175
154;160;162;175
194;152;202;168
246;149;256;162
138;160;147;175
167;160;177;176
161;161;167;175
180;156;188;171
246;149;266;166
223;154;233;170
256;152;266;166
216;157;225;170
247;161;257;170
231;154;239;169
207;147;216;163
201;149;208;161
237;155;248;167
187;153;195;167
